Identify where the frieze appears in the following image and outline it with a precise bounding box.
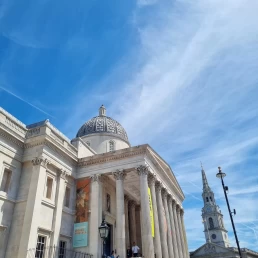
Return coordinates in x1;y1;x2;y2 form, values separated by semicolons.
78;150;145;167
0;130;24;148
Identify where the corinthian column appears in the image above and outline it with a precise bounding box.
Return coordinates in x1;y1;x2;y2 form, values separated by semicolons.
124;195;130;250
137;165;154;258
162;189;174;258
129;200;136;245
168;196;179;258
173;201;183;258
90;174;103;258
179;209;189;258
156;182;169;258
181;210;189;258
148;174;162;258
113;170;126;258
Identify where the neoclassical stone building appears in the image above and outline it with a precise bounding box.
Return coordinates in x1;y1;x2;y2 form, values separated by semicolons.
0;105;189;258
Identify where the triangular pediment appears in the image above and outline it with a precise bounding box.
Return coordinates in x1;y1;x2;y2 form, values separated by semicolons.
145;145;184;198
191;243;237;257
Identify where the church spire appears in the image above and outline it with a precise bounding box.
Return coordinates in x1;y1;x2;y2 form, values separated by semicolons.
201;162;211;191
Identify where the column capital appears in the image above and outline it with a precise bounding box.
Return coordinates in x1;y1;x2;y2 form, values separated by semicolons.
161;188;168;199
148;173;156;186
90;174;102;183
155;181;162;191
137;165;149;176
180;209;184;216
176;204;182;213
59;169;68;181
113;169;126;180
167;194;173;204
129;200;136;209
32;156;50;168
124;195;130;203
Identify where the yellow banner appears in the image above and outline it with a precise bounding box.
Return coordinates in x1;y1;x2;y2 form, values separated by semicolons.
148;187;155;237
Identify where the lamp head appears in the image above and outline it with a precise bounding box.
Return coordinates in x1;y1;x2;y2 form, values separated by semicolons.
99;219;109;239
216;166;226;179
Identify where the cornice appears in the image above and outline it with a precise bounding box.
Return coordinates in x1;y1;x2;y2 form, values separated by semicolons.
78;149;146;167
0;129;24;148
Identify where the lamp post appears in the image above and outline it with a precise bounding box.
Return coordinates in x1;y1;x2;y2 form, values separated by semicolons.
99;219;109;258
216;166;242;258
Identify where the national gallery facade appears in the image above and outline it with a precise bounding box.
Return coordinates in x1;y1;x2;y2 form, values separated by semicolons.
0;105;189;258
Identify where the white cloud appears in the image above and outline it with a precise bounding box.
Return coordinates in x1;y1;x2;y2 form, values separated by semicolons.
63;0;258;251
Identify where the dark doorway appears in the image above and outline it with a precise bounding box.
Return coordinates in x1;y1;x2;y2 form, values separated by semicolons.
105;223;113;256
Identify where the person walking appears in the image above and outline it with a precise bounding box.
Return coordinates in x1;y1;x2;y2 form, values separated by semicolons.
132;242;140;257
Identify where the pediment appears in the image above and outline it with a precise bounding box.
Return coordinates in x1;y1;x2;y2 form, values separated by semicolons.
192;243;236;256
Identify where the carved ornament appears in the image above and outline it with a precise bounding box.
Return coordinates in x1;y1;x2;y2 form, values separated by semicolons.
32;157;50;168
137;165;149;176
113;169;126;180
90;174;102;183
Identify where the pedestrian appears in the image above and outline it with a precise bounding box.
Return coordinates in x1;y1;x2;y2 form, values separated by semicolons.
132;242;140;257
127;246;132;257
110;250;115;258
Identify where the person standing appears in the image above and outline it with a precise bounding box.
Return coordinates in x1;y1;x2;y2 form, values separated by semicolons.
127;246;132;257
132;242;140;257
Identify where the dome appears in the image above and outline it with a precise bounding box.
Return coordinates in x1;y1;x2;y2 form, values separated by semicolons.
76;105;129;142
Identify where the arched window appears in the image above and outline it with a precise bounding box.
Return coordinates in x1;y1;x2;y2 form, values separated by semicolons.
109;140;115;151
210;197;213;202
209;217;214;229
206;197;209;202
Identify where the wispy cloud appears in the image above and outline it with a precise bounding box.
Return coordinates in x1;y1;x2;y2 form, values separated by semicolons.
0;86;55;118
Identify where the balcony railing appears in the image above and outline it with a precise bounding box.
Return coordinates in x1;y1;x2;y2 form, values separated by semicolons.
27;246;93;258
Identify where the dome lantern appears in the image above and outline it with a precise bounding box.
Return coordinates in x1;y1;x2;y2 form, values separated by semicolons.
99;105;106;116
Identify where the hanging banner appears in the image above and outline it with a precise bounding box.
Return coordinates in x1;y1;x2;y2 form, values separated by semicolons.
73;178;91;248
148;187;155;237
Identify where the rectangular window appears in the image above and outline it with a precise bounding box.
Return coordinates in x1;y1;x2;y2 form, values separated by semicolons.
35;235;46;258
0;169;12;193
46;177;53;199
59;240;66;258
64;187;70;208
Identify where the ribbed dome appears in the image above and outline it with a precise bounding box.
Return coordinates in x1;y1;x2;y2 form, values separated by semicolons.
76;105;129;142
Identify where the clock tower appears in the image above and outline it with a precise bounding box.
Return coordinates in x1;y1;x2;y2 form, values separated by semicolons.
201;164;230;247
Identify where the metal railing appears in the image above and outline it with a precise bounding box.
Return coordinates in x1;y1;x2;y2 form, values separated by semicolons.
27;246;93;258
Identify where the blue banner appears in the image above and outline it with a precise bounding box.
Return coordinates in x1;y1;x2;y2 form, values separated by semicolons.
73;222;88;248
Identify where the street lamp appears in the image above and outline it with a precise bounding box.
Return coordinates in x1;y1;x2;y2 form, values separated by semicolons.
99;219;109;258
216;166;242;258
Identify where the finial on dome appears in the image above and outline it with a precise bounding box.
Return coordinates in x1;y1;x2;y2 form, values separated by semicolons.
99;105;106;116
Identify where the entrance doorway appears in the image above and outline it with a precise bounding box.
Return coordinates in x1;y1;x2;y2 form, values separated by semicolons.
105;223;113;256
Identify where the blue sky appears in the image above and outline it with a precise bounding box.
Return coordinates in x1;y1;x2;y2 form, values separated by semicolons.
1;0;258;252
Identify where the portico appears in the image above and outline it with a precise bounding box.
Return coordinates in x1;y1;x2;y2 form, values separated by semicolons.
77;144;189;258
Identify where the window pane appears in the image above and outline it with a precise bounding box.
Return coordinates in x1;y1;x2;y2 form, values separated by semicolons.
0;169;12;193
35;235;46;258
65;187;70;208
59;241;66;258
46;177;53;199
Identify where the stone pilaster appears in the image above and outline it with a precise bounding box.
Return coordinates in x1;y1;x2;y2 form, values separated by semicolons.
162;189;174;258
113;170;126;258
129;200;137;245
155;182;169;258
50;169;68;255
18;157;50;258
124;195;130;250
137;165;154;258
148;174;162;258
168;196;180;258
90;174;103;258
